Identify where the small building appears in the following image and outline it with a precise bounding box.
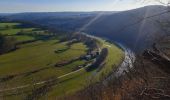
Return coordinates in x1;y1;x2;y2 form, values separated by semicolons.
78;65;83;68
85;55;92;60
83;49;101;61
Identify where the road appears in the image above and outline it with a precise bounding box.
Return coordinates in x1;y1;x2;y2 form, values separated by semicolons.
0;63;92;93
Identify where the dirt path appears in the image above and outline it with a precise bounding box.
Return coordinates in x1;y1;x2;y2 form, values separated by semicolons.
0;64;92;93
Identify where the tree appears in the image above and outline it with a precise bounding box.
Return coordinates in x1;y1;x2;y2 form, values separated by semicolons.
0;33;17;54
5;25;9;29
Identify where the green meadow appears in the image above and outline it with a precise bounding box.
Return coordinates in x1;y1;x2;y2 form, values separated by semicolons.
0;22;124;100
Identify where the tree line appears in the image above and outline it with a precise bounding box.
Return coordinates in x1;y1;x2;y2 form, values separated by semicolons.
0;34;16;55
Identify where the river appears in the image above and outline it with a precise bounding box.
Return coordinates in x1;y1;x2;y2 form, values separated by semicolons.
81;32;136;77
114;43;135;77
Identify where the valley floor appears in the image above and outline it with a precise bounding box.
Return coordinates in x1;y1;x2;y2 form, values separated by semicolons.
0;22;124;100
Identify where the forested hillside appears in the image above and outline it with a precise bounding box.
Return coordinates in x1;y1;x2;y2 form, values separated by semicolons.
1;5;169;52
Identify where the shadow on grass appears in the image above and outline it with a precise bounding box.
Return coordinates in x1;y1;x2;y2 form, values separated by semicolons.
0;66;52;83
54;47;70;54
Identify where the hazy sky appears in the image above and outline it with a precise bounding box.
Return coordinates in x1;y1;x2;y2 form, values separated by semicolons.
0;0;161;13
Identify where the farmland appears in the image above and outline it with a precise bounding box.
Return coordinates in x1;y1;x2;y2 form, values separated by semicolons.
0;22;124;99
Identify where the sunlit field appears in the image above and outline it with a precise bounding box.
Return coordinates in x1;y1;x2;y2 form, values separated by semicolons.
0;22;123;99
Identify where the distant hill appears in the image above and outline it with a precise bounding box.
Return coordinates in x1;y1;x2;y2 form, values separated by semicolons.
1;12;100;31
1;5;169;52
85;5;169;52
0;11;117;31
0;13;14;16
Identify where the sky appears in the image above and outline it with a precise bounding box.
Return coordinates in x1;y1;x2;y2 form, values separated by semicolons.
0;0;162;13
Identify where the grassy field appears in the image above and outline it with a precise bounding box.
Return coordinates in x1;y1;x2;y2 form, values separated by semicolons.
0;23;20;28
0;28;35;35
0;40;87;86
95;39;124;80
12;35;35;42
0;22;124;100
0;23;39;42
41;38;124;99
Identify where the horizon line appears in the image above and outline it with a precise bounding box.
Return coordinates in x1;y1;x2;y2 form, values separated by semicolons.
0;5;165;14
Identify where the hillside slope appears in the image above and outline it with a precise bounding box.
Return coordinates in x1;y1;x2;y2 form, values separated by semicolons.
1;5;169;52
85;5;169;52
